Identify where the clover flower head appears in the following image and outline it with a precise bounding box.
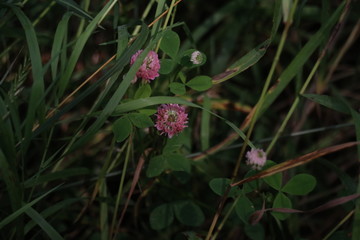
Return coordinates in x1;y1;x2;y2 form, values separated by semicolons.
130;50;160;83
154;104;188;138
246;148;267;170
190;50;203;65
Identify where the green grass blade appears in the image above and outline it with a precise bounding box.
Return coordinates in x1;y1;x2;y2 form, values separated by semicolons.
201;94;211;151
0;184;61;230
151;0;166;37
112;96;254;148
32;24;145;142
24;168;90;188
25;207;64;240
0;150;21;211
212;40;269;84
69;24;151;151
51;12;71;82
260;2;345;115
57;0;117;96
55;0;93;21
24;198;80;234
0;94;16;161
302;94;350;114
8;5;45;152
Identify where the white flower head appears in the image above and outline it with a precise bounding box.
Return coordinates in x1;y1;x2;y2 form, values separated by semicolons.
190;50;203;65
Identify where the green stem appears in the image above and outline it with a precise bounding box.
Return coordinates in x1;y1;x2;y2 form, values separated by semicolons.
110;133;132;239
205;2;299;240
266;58;321;154
232;0;299;179
211;196;240;240
131;0;156;36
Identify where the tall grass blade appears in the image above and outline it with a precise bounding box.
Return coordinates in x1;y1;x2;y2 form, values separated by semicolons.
57;0;117;96
8;5;45;152
0;185;61;229
260;2;345;115
25;207;64;240
55;0;93;21
51;12;71;82
67;24;151;152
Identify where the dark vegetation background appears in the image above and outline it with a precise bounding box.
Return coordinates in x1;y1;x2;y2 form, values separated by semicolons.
0;0;359;239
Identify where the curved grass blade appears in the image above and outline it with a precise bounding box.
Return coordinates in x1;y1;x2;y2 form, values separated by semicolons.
57;0;117;96
25;207;64;240
68;24;151;152
8;5;45;152
302;94;350;114
0;184;62;230
24;198;80;234
212;40;269;84
112;96;254;148
24;168;90;188
51;12;71;81
31;24;146;143
55;0;93;22
260;2;345;115
0;150;21;213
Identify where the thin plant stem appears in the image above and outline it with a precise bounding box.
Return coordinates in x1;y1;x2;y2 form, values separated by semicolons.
323;209;354;240
266;58;322;154
205;2;299;239
211;196;240;240
266;0;350;154
232;0;299;179
110;133;133;239
131;0;157;36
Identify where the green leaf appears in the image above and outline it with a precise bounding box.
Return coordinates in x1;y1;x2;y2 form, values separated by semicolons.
169;82;186;95
146;155;166;177
134;84;152;99
264;173;283;191
112;117;132;142
167;153;191;173
173;201;205;227
235;195;255;224
149;204;174;230
160;30;180;59
25;207;64;240
263;161;283;190
146;153;191;177
186;76;212;91
127;112;154;128
209;178;239;197
244;224;265;240
302;94;350;114
159;59;174;74
271;192;292;220
281;173;316;196
163;135;183;153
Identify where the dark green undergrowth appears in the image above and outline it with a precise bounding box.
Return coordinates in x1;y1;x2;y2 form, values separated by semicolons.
0;0;359;239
